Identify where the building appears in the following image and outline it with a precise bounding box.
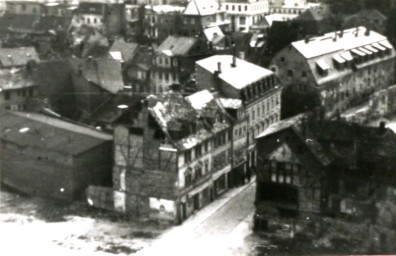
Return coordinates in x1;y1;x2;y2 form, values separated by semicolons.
254;113;396;229
151;35;207;93
0;69;38;111
369;84;396;117
0;47;40;69
220;0;269;32
196;54;282;171
71;58;125;116
180;0;231;37
144;5;185;43
75;1;126;37
269;0;319;15
270;27;396;118
109;38;139;63
112;90;234;223
0;111;113;201
342;9;388;34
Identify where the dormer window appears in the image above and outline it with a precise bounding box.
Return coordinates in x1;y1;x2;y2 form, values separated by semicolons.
316;60;329;76
333;54;346;70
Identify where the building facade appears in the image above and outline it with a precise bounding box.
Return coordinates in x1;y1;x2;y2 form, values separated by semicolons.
195;55;282;171
112;91;235;223
0;111;113;201
220;0;269;32
270;27;396;118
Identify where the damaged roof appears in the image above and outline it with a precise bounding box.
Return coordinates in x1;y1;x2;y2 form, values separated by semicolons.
0;111;112;156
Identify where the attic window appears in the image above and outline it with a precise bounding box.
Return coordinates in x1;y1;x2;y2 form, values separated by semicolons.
316;60;329;76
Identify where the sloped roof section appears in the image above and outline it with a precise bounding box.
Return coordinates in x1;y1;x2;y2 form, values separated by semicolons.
156;36;197;56
184;0;220;16
0;47;40;68
196;55;273;90
109;39;138;62
79;59;124;93
0;111;112;156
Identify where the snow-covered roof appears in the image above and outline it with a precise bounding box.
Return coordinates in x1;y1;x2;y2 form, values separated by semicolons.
203;26;224;42
185;90;215;110
264;13;298;26
219;98;242;109
292;26;388;59
184;0;220;16
196;55;273;90
148;5;185;13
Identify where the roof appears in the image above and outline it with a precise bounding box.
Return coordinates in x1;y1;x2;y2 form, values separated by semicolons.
0;69;36;91
256;114;305;138
77;2;104;15
78;59;124;93
109;39;138;62
184;0;221;16
146;91;230;150
203;26;224;42
219;98;242;109
0;47;40;68
148;5;185;13
264;13;298;26
0;111;112;156
156;36;197;56
292;27;389;59
296;4;331;22
196;55;273;90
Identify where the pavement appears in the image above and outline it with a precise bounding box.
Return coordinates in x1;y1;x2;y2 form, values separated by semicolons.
137;178;256;256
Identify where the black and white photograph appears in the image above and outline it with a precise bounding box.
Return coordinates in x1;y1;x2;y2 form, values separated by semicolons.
0;0;396;255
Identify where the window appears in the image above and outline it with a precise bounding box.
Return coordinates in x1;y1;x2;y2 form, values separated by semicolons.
185;170;192;186
4;91;10;100
245;5;248;11
184;150;191;163
232;5;235;11
240;16;246;25
226;5;229;10
302;71;307;77
238;5;241;11
86;17;90;24
287;70;294;77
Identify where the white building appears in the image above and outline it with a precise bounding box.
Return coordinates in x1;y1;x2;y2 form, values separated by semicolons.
220;0;269;32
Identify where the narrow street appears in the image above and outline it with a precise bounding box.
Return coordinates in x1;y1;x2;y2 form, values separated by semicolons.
137;180;256;256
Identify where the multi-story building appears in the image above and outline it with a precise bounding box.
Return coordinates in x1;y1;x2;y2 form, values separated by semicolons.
151;35;209;93
144;4;185;43
74;0;126;37
0;69;38;111
112;90;234;223
270;27;396;118
254;114;396;231
180;0;231;37
195;54;282;171
220;0;269;32
269;0;319;15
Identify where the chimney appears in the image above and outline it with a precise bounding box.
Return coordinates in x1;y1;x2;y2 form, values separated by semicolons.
365;27;370;36
304;36;310;43
238;51;245;60
355;27;359;37
217;62;222;73
333;32;337;42
379;121;386;134
339;29;344;38
231;42;236;68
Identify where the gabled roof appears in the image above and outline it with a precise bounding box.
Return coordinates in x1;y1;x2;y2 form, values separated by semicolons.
78;59;124;93
203;26;224;42
0;47;40;68
156;36;197;56
184;0;220;16
0;111;112;156
109;39;138;62
196;55;273;90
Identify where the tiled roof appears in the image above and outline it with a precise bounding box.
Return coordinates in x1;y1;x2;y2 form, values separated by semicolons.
109;39;138;62
0;47;40;68
184;0;221;16
0;111;112;156
78;59;124;93
196;55;273;90
156;36;197;56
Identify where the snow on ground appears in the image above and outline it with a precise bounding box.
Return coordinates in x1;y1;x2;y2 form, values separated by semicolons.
0;190;165;256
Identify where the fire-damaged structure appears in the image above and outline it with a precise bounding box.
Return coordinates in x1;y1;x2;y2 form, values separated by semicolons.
254;112;396;230
108;89;248;223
